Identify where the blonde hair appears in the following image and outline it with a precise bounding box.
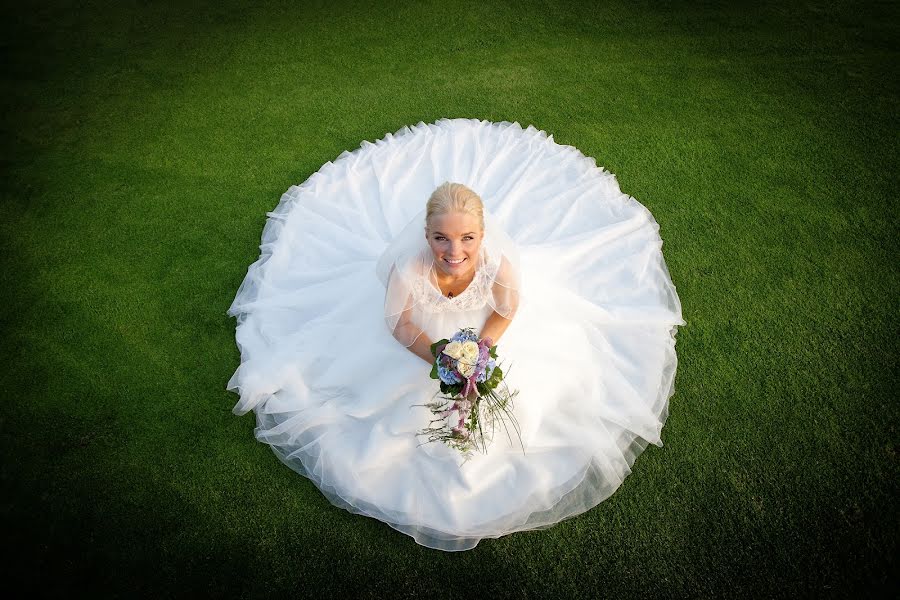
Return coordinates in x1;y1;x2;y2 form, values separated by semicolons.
425;181;485;232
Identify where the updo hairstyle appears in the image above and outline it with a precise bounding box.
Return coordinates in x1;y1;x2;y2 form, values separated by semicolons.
425;182;485;233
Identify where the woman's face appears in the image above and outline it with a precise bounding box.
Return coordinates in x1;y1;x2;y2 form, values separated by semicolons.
426;211;483;277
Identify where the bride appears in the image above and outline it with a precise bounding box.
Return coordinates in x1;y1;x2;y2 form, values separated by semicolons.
381;181;519;363
226;118;685;551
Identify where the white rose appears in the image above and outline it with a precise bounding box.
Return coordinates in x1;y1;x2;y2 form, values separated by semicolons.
458;359;476;378
442;341;463;359
461;341;479;361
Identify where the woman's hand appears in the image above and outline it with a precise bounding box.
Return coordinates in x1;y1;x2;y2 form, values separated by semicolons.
479;310;512;346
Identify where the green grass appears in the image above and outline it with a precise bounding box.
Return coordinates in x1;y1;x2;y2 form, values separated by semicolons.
1;0;897;597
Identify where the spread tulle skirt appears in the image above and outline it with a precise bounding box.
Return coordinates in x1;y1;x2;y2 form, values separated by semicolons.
226;118;686;551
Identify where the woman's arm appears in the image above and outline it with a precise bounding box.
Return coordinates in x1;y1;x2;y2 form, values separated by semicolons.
393;309;435;365
480;254;520;344
385;263;434;365
407;332;437;364
479;309;514;344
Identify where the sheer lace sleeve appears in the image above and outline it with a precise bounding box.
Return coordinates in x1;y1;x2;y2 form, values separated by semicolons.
376;208;433;347
489;254;520;319
483;211;521;320
381;250;431;347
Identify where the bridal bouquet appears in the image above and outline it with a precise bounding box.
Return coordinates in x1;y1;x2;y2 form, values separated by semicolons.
415;327;522;458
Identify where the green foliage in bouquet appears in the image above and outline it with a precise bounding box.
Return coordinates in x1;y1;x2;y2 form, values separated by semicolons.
418;330;522;459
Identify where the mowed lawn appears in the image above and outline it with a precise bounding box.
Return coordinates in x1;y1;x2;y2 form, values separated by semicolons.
1;0;896;597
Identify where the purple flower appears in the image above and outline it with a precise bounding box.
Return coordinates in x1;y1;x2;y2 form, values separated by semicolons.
451;426;470;440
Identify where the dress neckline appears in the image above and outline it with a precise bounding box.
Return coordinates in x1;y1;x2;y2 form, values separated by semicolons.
428;259;482;301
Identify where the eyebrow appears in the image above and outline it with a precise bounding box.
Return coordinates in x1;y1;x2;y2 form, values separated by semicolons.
432;231;476;236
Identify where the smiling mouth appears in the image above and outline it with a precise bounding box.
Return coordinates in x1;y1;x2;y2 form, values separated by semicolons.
444;257;466;264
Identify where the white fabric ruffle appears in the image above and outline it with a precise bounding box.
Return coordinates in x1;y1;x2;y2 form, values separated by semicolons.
226;117;686;551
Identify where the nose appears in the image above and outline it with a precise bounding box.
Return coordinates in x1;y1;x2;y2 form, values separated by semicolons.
449;240;462;255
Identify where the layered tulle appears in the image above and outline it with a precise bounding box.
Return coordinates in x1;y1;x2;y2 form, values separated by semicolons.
226;118;686;551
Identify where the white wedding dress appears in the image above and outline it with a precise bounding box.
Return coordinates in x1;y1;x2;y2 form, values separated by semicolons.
226;118;686;551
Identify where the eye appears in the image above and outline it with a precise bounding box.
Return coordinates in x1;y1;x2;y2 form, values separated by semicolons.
434;236;446;241
463;236;474;241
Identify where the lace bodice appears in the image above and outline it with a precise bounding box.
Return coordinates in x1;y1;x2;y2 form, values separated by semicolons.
378;218;520;347
411;259;498;313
